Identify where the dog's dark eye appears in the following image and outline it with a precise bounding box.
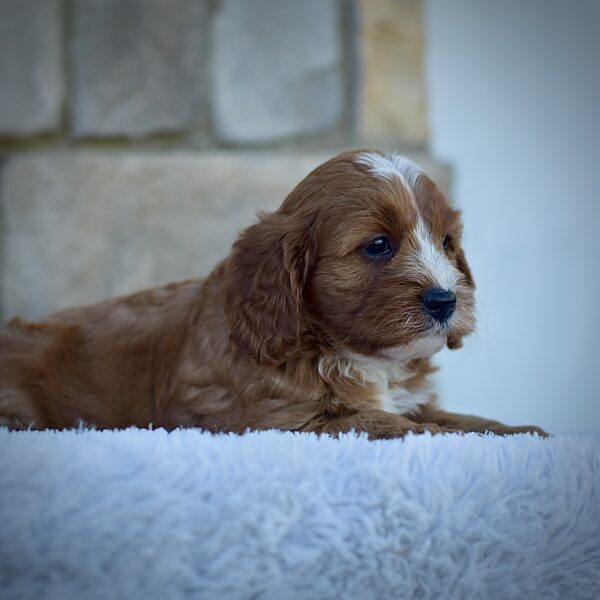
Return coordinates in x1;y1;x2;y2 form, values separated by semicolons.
442;234;451;251
362;236;392;258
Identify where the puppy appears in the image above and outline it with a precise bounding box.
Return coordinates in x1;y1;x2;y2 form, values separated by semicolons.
0;150;546;438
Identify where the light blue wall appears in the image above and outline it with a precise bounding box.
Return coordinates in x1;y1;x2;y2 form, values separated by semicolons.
424;0;600;432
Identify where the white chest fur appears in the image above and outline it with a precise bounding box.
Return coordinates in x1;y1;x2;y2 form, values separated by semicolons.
319;349;436;416
346;353;434;415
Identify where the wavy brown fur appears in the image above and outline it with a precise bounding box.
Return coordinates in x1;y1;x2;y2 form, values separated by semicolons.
0;150;546;438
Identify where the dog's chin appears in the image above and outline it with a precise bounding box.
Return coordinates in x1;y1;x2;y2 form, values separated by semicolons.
381;333;448;363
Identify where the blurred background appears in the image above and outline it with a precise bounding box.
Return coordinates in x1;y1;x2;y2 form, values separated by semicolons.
0;0;598;433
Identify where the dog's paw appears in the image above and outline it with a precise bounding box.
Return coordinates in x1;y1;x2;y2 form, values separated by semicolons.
416;422;465;436
484;424;549;437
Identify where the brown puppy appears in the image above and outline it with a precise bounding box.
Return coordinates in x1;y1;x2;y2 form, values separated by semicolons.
0;150;546;438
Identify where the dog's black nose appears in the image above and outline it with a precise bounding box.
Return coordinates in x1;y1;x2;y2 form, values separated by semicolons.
421;288;456;322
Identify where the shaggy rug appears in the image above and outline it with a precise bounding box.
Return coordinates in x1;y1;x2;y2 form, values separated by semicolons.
0;428;598;600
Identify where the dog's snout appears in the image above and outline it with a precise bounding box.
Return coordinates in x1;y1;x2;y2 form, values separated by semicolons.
421;288;456;322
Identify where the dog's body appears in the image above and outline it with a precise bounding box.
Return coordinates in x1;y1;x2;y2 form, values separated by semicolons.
0;151;545;437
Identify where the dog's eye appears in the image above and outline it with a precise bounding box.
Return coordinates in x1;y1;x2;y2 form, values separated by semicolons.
362;236;392;258
442;234;451;251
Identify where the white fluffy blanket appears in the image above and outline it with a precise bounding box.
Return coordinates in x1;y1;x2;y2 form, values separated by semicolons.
1;429;599;599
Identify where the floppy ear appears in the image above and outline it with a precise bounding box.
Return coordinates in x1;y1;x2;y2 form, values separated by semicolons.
455;246;474;288
447;332;464;350
225;212;316;364
447;243;475;350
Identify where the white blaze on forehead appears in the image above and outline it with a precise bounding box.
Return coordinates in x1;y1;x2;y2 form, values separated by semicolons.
354;152;424;198
355;151;460;291
413;218;459;291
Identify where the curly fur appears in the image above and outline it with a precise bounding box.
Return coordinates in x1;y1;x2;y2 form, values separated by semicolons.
0;150;546;438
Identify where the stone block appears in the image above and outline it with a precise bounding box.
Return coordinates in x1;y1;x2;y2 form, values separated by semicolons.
0;0;64;136
71;0;208;137
0;150;450;321
212;0;344;143
358;0;428;146
0;152;325;319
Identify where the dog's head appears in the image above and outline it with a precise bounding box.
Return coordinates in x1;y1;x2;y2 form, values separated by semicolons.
225;150;475;364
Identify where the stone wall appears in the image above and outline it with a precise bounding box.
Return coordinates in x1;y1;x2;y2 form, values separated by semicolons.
0;0;447;320
1;0;358;146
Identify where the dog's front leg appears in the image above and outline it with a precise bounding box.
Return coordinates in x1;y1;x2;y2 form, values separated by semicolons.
411;405;548;437
304;409;461;440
